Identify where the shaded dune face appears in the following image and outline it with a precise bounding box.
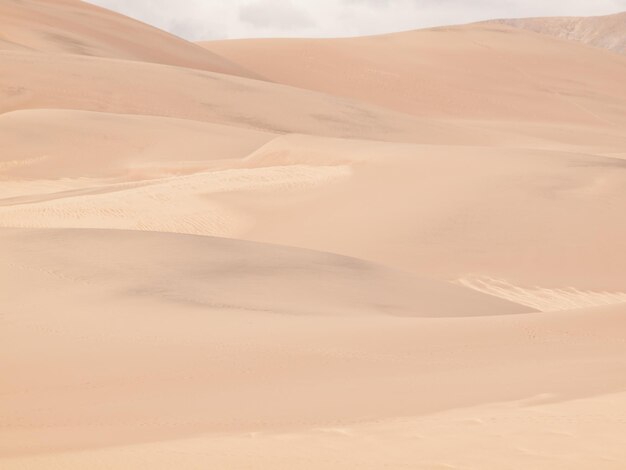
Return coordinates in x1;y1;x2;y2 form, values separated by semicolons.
2;1;626;468
0;228;535;320
0;51;455;143
235;135;626;291
3;133;625;293
4;228;626;457
0;0;257;77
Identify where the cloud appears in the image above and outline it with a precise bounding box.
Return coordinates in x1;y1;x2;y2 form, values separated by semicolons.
239;0;315;30
86;0;231;40
342;0;390;7
85;0;626;41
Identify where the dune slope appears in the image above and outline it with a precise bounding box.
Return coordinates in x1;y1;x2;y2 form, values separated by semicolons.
0;0;256;77
202;24;626;126
4;134;624;295
0;50;480;144
5;390;626;469
485;11;626;55
5;228;626;459
237;135;626;291
0;109;275;180
2;2;626;469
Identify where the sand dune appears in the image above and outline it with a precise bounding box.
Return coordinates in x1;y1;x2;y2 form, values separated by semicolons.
2;2;625;468
235;135;626;291
0;109;275;180
203;23;626;127
2;133;625;293
0;50;479;143
0;108;276;180
1;228;535;454
5;391;626;469
5;228;626;459
0;164;353;236
0;0;256;77
457;277;626;312
486;11;626;55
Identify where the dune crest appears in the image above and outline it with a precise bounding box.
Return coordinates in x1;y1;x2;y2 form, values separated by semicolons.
485;11;626;55
1;1;625;468
457;277;626;312
202;23;626;126
0;0;257;77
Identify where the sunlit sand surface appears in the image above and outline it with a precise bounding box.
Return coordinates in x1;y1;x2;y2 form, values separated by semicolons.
2;2;625;468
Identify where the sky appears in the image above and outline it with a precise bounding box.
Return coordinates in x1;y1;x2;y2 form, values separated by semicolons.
86;0;626;41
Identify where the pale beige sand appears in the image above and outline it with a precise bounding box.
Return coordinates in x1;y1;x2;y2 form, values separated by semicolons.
0;0;256;77
7;134;621;292
1;50;477;143
0;135;626;294
0;164;353;236
2;134;625;301
2;1;626;468
457;277;626;312
0;109;275;180
4;392;626;469
237;135;626;291
3;228;626;462
486;11;626;55
1;228;535;454
202;23;626;126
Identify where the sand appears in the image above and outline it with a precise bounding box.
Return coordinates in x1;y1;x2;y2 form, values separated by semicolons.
485;11;626;55
202;22;626;125
0;0;257;77
1;1;625;468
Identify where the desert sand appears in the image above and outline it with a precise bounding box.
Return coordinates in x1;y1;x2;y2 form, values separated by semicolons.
1;1;625;468
485;11;626;55
202;18;626;125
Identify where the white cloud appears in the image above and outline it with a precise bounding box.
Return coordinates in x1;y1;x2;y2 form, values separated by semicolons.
85;0;626;41
239;0;315;30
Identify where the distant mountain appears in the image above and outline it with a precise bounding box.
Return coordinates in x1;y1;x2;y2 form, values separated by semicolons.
484;11;626;55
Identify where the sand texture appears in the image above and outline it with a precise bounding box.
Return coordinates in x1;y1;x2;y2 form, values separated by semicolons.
2;1;625;468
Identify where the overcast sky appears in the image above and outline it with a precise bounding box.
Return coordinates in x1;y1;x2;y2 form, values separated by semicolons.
86;0;626;41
